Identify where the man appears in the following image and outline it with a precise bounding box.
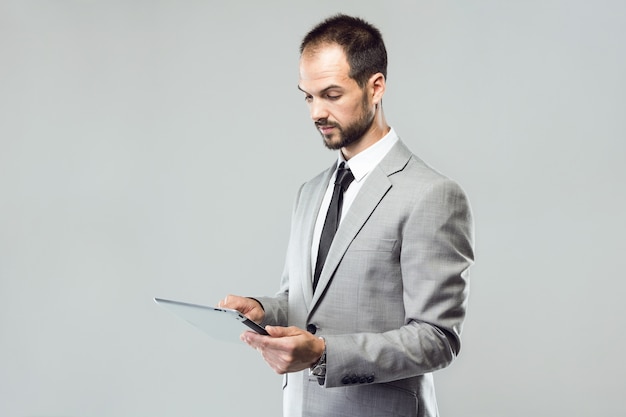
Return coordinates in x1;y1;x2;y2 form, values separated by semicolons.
219;14;474;417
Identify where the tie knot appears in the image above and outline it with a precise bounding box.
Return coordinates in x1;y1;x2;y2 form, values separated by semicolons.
335;163;355;191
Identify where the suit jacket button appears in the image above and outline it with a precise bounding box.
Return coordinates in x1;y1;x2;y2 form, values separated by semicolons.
366;375;375;383
306;324;317;334
342;376;351;385
350;375;359;384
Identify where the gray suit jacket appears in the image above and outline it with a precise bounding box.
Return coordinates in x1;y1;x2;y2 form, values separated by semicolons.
256;139;474;417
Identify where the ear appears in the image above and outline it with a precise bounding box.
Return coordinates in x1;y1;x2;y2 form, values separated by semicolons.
368;72;386;105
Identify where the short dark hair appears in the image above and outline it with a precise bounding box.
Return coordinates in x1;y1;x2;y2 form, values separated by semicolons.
300;14;388;87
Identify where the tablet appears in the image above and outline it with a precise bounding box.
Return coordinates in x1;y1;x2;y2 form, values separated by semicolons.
154;297;268;342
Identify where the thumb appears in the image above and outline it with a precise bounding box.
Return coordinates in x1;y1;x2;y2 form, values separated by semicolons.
265;325;300;337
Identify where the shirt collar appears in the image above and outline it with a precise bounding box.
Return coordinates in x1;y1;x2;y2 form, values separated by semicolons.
338;127;399;182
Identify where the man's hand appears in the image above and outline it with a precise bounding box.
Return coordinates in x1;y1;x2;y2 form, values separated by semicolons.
218;294;265;324
241;325;325;374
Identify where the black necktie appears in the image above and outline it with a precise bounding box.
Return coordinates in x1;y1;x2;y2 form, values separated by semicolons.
313;162;355;291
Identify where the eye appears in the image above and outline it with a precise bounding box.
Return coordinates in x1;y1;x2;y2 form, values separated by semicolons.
304;95;313;103
326;94;341;101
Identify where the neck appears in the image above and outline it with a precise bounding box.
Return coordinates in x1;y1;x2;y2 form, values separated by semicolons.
341;106;390;160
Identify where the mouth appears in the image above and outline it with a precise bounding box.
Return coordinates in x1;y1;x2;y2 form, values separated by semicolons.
317;125;335;135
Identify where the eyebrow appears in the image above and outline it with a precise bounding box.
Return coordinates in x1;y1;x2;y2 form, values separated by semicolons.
297;84;344;95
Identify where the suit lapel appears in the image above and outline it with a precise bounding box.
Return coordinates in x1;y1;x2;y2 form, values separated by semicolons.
309;140;413;310
299;165;336;307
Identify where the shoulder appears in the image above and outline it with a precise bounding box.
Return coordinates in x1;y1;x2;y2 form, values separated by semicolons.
290;163;335;210
387;142;462;190
384;145;472;214
300;163;335;192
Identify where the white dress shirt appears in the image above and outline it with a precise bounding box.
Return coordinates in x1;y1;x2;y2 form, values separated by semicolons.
311;128;399;279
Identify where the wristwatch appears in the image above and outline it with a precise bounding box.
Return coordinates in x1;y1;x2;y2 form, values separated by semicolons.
309;337;326;384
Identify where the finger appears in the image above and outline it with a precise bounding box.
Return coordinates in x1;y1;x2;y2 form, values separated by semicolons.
217;295;228;308
241;330;263;348
221;294;242;310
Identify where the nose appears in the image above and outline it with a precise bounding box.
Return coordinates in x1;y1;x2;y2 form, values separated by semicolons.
309;99;328;122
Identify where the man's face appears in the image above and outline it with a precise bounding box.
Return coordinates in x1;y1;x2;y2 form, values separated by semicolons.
298;44;375;150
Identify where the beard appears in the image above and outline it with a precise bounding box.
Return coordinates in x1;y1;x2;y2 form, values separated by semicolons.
316;93;375;150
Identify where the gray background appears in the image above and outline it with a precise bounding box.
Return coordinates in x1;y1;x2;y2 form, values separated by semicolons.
1;1;625;416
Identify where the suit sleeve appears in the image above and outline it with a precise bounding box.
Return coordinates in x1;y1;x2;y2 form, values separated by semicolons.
252;183;307;327
323;178;474;387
